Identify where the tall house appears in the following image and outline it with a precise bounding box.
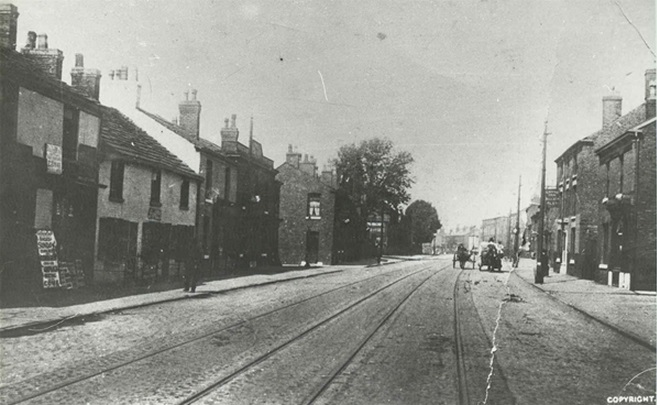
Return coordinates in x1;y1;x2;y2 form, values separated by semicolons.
217;116;281;268
1;6;101;295
594;69;656;291
277;146;336;265
554;71;654;286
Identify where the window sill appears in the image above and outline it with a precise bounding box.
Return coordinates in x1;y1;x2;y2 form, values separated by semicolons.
109;196;124;203
307;216;321;220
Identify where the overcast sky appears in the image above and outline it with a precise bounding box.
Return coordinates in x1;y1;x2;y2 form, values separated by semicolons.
12;0;655;228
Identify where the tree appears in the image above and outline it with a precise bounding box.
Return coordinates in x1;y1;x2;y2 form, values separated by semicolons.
333;138;414;259
405;200;442;251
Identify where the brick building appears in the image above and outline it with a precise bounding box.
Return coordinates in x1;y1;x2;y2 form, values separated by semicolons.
277;146;336;265
1;8;102;295
554;72;654;284
595;69;655;291
218;116;281;268
95;105;200;284
525;189;560;268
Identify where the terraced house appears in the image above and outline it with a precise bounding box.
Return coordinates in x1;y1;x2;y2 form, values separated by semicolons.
95;105;200;284
0;7;103;296
595;69;656;291
554;69;655;290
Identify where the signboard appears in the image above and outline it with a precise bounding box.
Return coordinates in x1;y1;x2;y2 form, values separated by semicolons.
36;230;60;289
147;206;162;221
546;188;560;208
44;144;63;175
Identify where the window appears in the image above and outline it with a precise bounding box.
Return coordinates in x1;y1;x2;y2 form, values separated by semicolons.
63;106;79;160
109;160;125;202
308;193;321;219
150;169;162;206
618;155;624;193
570;227;576;254
205;159;213;200
225;166;232;201
602;223;610;263
605;162;610;196
180;179;190;210
97;217;138;262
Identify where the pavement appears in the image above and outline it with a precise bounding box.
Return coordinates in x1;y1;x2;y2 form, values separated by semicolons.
1;255;654;351
511;257;656;350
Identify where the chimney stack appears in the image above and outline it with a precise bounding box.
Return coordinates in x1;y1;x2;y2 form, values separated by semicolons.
645;68;656;120
178;88;201;139
21;31;64;80
285;144;302;168
299;153;318;177
70;53;102;100
602;92;622;129
0;3;19;50
220;114;239;152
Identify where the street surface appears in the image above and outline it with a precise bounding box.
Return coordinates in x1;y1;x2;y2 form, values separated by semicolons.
0;258;654;405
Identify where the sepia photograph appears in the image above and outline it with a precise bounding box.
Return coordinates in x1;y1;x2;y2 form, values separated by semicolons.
0;0;655;403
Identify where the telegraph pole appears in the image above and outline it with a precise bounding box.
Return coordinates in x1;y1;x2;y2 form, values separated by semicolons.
535;122;549;283
513;176;521;267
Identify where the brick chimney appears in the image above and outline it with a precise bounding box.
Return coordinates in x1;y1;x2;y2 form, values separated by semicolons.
320;167;336;187
0;3;18;50
602;92;622;129
645;68;656;120
285;144;301;168
70;53;101;100
299;154;317;177
179;89;201;139
21;32;64;80
220;114;239;152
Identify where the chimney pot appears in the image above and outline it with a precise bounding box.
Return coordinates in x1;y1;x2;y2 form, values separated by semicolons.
224;118;229;128
75;53;84;67
26;31;36;48
37;33;47;49
191;89;197;100
0;4;19;50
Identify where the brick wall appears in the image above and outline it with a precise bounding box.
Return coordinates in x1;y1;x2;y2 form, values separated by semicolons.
277;163;335;265
634;123;656;290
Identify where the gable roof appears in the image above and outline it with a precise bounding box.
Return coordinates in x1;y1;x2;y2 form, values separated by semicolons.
276;161;335;190
137;107;225;157
100;106;200;179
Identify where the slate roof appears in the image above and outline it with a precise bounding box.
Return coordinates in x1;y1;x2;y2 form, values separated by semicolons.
100;106;200;179
556;103;648;162
0;47;99;112
137;107;224;156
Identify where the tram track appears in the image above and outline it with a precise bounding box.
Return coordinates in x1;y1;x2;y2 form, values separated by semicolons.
3;261;440;405
178;263;452;405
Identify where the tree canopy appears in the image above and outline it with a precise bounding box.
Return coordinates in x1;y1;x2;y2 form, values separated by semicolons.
334;137;414;218
405;200;442;245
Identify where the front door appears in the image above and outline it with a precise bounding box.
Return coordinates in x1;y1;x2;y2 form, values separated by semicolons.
305;231;319;264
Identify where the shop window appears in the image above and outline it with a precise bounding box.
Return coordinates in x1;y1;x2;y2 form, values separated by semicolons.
109;161;125;202
308;193;321;219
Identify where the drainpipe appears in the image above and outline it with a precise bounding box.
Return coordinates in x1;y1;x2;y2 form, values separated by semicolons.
631;131;641;290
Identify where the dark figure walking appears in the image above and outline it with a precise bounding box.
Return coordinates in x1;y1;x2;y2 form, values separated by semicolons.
184;241;202;292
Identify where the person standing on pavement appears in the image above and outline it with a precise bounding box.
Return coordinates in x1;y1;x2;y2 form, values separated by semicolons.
184;239;202;293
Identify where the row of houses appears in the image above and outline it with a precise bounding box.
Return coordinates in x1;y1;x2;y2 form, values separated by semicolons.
0;4;339;297
531;68;656;291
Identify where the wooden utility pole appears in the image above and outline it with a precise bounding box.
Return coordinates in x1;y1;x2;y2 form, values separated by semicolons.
536;123;549;283
514;176;521;267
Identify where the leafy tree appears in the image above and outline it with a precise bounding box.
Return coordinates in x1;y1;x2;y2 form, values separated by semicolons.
333;138;414;259
405;200;442;250
334;138;414;219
